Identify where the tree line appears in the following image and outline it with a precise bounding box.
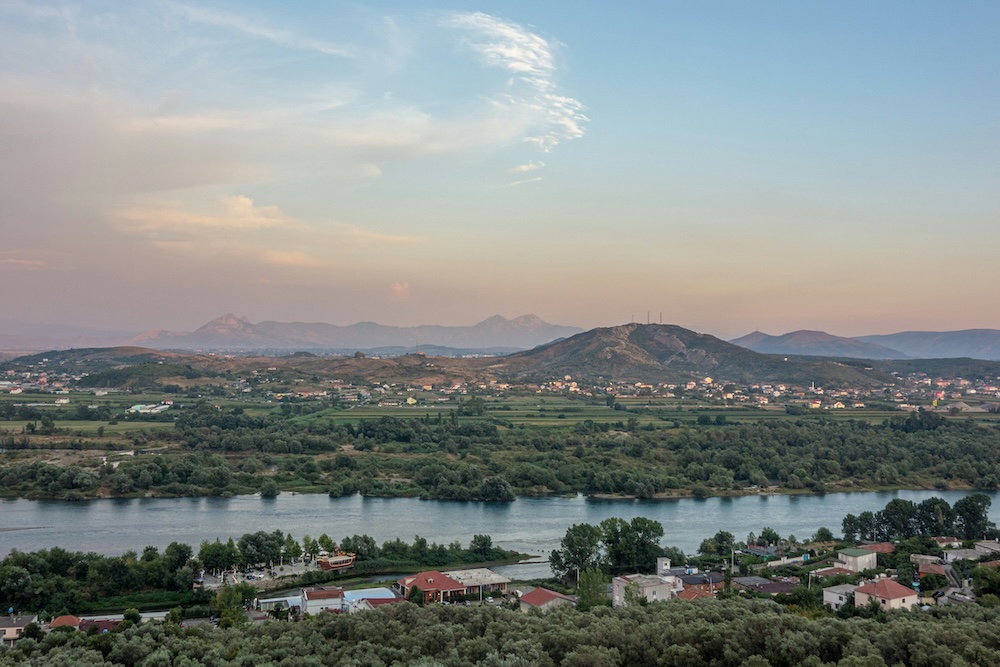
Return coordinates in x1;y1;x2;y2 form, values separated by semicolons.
5;409;1000;502
0;531;516;617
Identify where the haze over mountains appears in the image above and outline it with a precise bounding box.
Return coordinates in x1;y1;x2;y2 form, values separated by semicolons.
126;314;583;353
731;329;1000;361
5;313;1000;362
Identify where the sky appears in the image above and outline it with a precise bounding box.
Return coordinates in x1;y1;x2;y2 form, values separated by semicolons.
1;1;998;339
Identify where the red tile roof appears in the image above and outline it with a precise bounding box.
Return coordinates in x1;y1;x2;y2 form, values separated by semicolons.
520;587;574;607
865;542;896;554
303;587;344;600
398;571;465;594
918;563;946;577
365;598;404;609
49;615;80;629
855;579;914;600
677;588;715;601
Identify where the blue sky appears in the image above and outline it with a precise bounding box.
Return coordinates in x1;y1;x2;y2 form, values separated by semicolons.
1;1;998;337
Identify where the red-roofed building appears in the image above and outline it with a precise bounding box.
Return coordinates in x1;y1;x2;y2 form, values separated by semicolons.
854;579;917;611
48;615;80;630
301;586;345;615
395;571;465;604
677;588;715;601
918;562;947;577
519;587;576;613
864;543;896;554
933;537;962;549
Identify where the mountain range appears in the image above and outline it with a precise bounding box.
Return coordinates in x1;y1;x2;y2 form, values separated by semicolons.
125;314;583;353
6;323;900;387
731;329;1000;361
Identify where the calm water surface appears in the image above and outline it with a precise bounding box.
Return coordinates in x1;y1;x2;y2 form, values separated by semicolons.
2;491;995;578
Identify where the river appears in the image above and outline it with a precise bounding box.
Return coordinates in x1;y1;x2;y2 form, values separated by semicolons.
2;490;995;579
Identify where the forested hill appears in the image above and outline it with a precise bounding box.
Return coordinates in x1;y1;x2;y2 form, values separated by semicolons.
496;323;893;385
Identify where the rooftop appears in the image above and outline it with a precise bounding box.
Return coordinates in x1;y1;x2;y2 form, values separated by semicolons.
442;568;511;587
855;579;915;600
520;587;575;607
839;548;876;557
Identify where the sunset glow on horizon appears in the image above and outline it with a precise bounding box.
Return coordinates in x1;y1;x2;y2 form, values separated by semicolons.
2;1;998;340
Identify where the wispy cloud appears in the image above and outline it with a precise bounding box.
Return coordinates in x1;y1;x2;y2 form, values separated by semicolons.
169;3;353;58
446;12;587;152
507;161;545;174
111;195;420;270
505;176;543;188
113;195;296;235
0;258;46;270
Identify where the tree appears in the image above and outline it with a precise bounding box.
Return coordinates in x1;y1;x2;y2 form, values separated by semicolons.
841;515;859;543
813;527;834;543
317;534;337;553
407;585;426;607
260;478;280;498
599;517;664;574
759;527;780;545
699;531;735;557
575;568;608;611
880;499;918;540
283;534;302;562
915;497;956;536
550;523;603;584
164;542;192;573
857;512;877;542
470;534;493;558
477;477;515;502
955;494;996;540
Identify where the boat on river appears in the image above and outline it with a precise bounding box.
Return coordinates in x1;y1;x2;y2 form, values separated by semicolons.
316;551;356;571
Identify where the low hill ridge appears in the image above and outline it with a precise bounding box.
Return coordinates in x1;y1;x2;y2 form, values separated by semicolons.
498;323;891;385
731;330;907;360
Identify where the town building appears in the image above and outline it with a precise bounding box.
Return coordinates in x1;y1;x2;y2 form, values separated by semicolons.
442;568;510;599
395;571;466;604
854;579;917;611
823;584;859;611
611;573;680;607
301;586;345;615
519;587;576;613
834;548;878;573
1;615;37;647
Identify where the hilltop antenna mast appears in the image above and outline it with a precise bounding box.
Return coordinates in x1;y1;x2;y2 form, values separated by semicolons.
647;311;650;325
660;312;662;324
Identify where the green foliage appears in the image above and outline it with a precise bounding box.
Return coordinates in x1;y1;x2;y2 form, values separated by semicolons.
7;408;1000;502
8;598;1000;666
575;568;608;612
841;495;996;544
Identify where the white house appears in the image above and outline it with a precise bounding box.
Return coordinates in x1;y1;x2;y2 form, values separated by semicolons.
823;584;859;611
611;574;679;607
835;549;877;573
